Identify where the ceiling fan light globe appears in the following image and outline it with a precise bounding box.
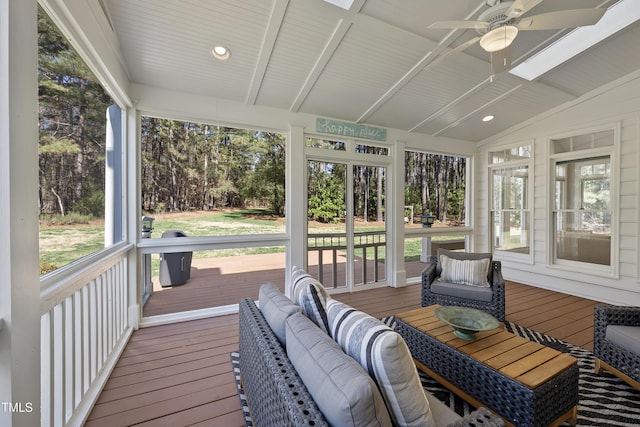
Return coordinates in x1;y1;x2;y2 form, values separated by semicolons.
480;25;519;52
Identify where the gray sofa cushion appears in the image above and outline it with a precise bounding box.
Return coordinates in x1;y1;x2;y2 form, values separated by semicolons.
286;312;392;427
431;280;494;302
258;283;300;346
606;325;640;354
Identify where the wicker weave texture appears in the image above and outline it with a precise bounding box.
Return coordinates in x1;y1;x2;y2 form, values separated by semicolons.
421;256;506;321
397;320;578;427
594;304;640;383
238;298;329;427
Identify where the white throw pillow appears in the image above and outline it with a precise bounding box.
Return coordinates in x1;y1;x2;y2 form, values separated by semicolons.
439;254;491;287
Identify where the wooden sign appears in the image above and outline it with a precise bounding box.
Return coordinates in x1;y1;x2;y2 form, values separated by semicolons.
316;118;387;141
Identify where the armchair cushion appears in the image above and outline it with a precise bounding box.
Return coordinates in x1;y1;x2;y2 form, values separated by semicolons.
439;255;491;287
606;325;640;355
431;280;493;302
422;250;505;321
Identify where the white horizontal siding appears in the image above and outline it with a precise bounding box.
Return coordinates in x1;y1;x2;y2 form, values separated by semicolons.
478;74;640;306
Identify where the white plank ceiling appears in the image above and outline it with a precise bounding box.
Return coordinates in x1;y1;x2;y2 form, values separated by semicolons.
101;0;640;142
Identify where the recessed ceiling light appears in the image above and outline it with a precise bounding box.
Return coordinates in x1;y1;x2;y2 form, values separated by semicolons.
211;46;231;60
482;115;495;122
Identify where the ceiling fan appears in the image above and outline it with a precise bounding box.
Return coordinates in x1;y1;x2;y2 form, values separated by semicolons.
429;0;606;74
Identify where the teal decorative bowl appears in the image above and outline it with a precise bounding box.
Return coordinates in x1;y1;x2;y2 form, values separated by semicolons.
435;306;500;340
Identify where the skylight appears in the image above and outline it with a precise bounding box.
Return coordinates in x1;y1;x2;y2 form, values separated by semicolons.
322;0;355;10
510;0;640;81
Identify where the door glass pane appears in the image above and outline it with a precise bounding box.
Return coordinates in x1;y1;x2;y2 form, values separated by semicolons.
353;165;386;286
307;161;347;289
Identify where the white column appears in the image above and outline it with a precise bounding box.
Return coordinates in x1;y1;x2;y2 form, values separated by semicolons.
0;0;41;425
286;125;306;297
105;104;123;246
126;107;141;328
388;140;407;287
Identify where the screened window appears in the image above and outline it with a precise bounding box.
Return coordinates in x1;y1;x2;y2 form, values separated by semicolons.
140;117;287;237
38;7;123;275
404;150;467;227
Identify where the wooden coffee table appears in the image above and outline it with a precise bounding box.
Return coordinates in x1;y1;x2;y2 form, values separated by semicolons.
395;305;579;427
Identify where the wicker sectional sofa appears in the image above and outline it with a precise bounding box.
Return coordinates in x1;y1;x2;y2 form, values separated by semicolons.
237;275;505;427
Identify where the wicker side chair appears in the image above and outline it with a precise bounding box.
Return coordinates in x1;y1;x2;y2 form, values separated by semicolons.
594;304;640;390
421;249;505;321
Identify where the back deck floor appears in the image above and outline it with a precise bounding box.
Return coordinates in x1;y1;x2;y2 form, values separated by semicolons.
85;277;599;426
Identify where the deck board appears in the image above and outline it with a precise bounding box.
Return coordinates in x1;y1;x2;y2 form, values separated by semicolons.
85;276;599;426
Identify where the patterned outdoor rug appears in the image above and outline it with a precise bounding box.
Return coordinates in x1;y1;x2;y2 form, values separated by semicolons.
231;320;640;426
385;316;640;426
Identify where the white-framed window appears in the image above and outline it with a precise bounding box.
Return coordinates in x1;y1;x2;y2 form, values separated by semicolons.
489;143;532;256
550;128;615;270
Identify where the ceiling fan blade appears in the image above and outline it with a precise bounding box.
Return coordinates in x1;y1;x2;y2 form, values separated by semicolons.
429;37;481;68
516;8;606;31
490;46;512;74
428;20;488;30
506;0;543;19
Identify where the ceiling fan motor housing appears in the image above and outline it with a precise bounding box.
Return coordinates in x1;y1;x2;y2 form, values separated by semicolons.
477;1;515;34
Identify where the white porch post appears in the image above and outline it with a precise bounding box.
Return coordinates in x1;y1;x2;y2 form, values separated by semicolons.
388;140;407;287
286;125;306;297
0;0;41;425
127;107;141;329
105;104;124;246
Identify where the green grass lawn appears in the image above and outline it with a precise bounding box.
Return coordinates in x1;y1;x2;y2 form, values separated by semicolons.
39;209;464;274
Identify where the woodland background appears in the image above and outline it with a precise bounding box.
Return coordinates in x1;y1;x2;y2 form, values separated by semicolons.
37;7;466;225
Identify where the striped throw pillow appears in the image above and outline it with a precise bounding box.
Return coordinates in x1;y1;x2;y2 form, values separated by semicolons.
326;299;435;427
439;254;491;287
291;266;330;333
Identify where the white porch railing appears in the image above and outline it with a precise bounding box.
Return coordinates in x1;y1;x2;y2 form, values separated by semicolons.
39;244;134;427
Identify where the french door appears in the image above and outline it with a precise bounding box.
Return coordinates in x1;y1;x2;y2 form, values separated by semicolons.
306;159;387;291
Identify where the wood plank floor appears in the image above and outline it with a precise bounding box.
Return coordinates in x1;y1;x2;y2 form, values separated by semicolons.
85;281;600;426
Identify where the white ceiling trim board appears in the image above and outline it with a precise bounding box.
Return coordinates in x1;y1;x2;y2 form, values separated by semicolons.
409;77;493;133
289;0;366;112
288;18;351;112
356;2;487;124
246;0;290;105
432;84;523;136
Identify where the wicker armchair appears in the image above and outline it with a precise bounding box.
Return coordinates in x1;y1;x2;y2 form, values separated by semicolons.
421;249;505;321
594;304;640;390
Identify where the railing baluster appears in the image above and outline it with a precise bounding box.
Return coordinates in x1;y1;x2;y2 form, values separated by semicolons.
82;286;90;394
89;279;98;383
73;291;82;409
41;313;52;427
374;245;379;282
52;304;64;427
64;297;73;423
